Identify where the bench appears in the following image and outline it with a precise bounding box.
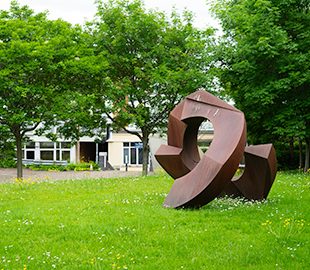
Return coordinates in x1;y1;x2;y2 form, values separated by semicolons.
33;160;68;166
14;159;68;166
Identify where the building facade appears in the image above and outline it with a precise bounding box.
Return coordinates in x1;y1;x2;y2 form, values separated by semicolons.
22;122;214;172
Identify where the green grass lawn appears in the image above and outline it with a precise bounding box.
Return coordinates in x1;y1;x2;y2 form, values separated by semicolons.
0;171;309;269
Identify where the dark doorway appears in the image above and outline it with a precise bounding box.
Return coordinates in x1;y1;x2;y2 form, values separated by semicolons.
79;142;108;163
80;142;96;162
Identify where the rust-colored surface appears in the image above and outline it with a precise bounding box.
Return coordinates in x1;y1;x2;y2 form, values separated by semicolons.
155;89;247;208
155;89;277;209
219;144;277;200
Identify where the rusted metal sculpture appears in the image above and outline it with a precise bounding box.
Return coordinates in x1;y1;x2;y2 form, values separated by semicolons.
219;144;277;201
155;89;277;208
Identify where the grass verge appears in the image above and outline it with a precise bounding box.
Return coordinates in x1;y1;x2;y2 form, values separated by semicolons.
0;171;309;269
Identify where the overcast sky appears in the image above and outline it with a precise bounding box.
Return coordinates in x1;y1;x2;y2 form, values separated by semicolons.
0;0;220;31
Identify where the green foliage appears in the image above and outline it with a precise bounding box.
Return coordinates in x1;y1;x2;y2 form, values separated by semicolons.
209;0;310;169
27;162;100;171
0;172;309;269
70;162;100;171
0;126;16;168
274;140;301;171
0;2;106;178
89;0;215;175
27;164;68;171
0;157;17;168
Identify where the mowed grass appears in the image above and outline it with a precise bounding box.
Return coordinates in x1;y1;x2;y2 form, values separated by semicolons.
0;172;309;269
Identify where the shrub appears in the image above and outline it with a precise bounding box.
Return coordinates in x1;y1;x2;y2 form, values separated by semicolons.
28;162;99;171
0;157;17;168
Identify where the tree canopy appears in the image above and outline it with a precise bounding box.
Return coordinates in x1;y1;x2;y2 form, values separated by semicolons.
0;1;105;178
209;0;310;171
90;0;215;175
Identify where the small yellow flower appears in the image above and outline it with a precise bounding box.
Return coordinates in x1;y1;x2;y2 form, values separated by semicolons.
112;263;116;267
130;258;134;261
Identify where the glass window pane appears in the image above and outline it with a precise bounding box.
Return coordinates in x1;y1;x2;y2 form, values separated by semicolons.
26;151;34;159
123;148;129;164
138;148;143;164
56;143;60;148
123;142;129;147
130;147;136;164
40;142;54;149
62;151;70;160
61;142;71;149
130;142;135;147
26;142;35;149
41;151;53;160
56;150;60;160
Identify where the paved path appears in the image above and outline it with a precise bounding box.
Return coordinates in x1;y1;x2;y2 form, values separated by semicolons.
0;168;141;184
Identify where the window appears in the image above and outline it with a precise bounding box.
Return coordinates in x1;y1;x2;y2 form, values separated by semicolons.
24;142;35;160
40;142;54;149
41;150;53;160
61;142;71;149
62;151;70;160
22;140;73;161
123;142;143;165
26;142;35;149
26;151;34;159
39;142;54;160
55;142;71;160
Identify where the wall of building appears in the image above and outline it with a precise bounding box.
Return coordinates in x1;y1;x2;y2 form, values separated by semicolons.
149;135;167;172
108;132;143;171
23;128;213;172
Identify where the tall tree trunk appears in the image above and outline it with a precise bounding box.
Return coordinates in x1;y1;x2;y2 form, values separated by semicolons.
299;137;303;171
142;134;150;176
289;139;294;168
304;137;310;173
15;133;23;179
76;140;80;163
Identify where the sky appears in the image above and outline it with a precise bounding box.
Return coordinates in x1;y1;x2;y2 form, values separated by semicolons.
0;0;221;31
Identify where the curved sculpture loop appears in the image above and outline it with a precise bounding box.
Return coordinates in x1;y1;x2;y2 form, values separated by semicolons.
155;89;277;208
219;144;277;201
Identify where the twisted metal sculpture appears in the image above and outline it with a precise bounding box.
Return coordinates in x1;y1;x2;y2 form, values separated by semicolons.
155;89;277;208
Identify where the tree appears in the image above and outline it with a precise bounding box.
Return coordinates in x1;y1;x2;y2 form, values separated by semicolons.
0;125;16;168
0;1;105;178
209;0;310;171
89;0;215;175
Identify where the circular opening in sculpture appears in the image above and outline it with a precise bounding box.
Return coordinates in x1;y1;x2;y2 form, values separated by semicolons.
197;119;214;157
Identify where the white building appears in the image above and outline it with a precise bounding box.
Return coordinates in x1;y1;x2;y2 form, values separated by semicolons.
22;126;167;172
21;121;214;172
